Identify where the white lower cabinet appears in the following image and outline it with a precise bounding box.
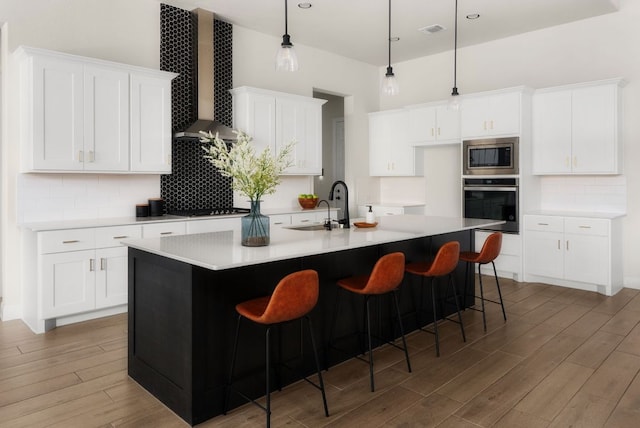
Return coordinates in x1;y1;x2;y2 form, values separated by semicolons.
142;221;186;238
34;225;141;328
474;231;522;281
524;214;622;296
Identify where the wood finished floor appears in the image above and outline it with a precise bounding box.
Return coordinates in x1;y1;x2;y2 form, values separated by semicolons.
2;277;640;427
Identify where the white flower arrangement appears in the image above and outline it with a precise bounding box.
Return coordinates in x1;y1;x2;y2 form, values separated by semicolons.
200;130;295;202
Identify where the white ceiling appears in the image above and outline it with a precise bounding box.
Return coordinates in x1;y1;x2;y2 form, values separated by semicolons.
161;0;620;66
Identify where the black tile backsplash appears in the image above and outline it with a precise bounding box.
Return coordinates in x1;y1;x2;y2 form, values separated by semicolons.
159;4;234;211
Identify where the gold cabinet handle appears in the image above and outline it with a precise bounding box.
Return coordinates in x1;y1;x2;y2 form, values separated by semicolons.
490;120;494;130
578;225;592;229
88;150;95;162
483;121;487;130
573;156;578;168
160;231;173;235
437;127;441;136
78;150;84;163
100;258;106;270
557;240;560;250
62;240;80;244
431;128;434;136
89;258;95;272
537;223;549;226
566;241;569;251
113;235;128;239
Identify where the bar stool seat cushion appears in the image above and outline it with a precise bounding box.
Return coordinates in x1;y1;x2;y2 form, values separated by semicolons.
405;241;460;277
337;252;405;295
460;233;502;264
235;270;319;325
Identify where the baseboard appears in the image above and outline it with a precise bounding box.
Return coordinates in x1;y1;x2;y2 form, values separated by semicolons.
0;301;22;321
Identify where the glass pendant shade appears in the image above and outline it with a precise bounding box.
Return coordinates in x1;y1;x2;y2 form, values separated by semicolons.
449;87;460;111
275;35;299;71
382;67;400;96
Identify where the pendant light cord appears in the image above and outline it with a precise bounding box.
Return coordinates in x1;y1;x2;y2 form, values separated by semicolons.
452;0;459;95
388;0;391;69
285;0;289;36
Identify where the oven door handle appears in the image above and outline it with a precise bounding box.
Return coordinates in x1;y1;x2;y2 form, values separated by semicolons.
464;186;517;192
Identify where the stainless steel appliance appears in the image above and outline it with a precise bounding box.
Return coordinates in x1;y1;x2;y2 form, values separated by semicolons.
463;178;519;233
168;207;250;217
463;137;519;175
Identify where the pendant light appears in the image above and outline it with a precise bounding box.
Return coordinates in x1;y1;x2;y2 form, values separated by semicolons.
449;0;460;110
275;0;299;71
381;0;399;96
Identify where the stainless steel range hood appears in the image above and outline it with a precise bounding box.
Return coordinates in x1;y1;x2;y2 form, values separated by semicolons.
174;8;236;141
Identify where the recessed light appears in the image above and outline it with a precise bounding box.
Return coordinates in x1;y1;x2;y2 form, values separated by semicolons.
466;13;480;20
298;2;312;9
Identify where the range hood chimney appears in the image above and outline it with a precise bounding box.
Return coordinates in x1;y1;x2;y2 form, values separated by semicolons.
174;8;235;140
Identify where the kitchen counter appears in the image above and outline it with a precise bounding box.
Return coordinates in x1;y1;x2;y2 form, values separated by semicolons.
21;206;337;231
123;215;500;271
126;215;502;425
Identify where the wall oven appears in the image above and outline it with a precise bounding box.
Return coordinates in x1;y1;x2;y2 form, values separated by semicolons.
463;178;519;233
463;137;519;175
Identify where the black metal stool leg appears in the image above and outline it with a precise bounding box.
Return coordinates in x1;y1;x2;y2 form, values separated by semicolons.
431;277;440;357
265;326;272;428
365;296;375;392
478;264;487;332
449;273;466;342
392;289;412;372
306;316;330;417
224;314;242;414
492;261;507;321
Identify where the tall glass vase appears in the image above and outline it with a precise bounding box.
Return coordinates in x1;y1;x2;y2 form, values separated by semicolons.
241;200;270;247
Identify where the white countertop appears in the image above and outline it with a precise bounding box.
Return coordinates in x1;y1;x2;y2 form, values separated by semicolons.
122;215;504;271
22;207;337;232
525;210;626;219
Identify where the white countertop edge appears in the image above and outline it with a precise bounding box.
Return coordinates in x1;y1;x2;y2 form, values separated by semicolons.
525;210;626;220
122;215;505;271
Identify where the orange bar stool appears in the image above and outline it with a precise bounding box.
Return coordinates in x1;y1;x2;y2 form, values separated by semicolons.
224;270;329;428
405;241;465;357
332;252;411;392
460;231;507;331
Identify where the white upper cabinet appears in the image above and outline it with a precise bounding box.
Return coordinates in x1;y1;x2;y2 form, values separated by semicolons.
533;79;624;175
461;90;522;138
406;103;460;145
17;46;176;173
129;73;173;173
369;110;422;176
231;86;326;175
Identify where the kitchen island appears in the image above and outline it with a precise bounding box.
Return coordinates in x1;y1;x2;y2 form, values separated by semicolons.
124;215;503;425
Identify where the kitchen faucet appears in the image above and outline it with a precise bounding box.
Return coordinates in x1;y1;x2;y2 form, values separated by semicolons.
328;180;350;228
316;199;332;230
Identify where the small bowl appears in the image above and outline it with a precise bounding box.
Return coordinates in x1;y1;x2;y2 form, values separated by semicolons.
298;198;319;209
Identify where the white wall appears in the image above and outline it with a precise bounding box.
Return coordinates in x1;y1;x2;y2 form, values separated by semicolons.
378;1;640;287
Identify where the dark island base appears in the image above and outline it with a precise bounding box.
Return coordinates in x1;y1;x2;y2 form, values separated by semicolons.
128;231;474;425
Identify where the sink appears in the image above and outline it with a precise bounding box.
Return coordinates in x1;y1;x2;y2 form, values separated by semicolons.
284;224;330;231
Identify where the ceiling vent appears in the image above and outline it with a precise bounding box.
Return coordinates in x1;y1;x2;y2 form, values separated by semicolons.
418;24;446;35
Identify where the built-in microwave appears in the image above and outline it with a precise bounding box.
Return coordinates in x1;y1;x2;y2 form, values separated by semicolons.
463;137;519;175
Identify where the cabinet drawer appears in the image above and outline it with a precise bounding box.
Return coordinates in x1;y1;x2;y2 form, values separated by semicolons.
142;222;186;238
270;214;291;226
524;215;563;232
39;229;95;254
564;217;608;236
95;225;142;248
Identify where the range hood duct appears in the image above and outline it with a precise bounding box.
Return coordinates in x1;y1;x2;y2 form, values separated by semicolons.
174;8;236;141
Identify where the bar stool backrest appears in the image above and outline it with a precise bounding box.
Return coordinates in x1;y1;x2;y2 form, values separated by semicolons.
477;232;503;264
364;252;405;295
259;269;319;324
424;241;460;276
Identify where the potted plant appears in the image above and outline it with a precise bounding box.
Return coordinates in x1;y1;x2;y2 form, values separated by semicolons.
201;130;294;246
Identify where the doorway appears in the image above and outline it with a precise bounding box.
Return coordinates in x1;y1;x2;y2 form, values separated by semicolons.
313;91;344;200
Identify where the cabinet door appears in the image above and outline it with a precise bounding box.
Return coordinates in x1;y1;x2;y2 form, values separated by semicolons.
488;92;521;136
31;55;84;171
95;247;128;308
564;234;608;285
533;91;572;174
460;97;488;138
41;250;95;318
571;85;618;173
406;105;437;144
240;92;276;154
369;110;413;176
369;112;393;176
435;105;460;142
524;230;564;279
277;98;322;175
84;66;129;171
130;74;172;173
